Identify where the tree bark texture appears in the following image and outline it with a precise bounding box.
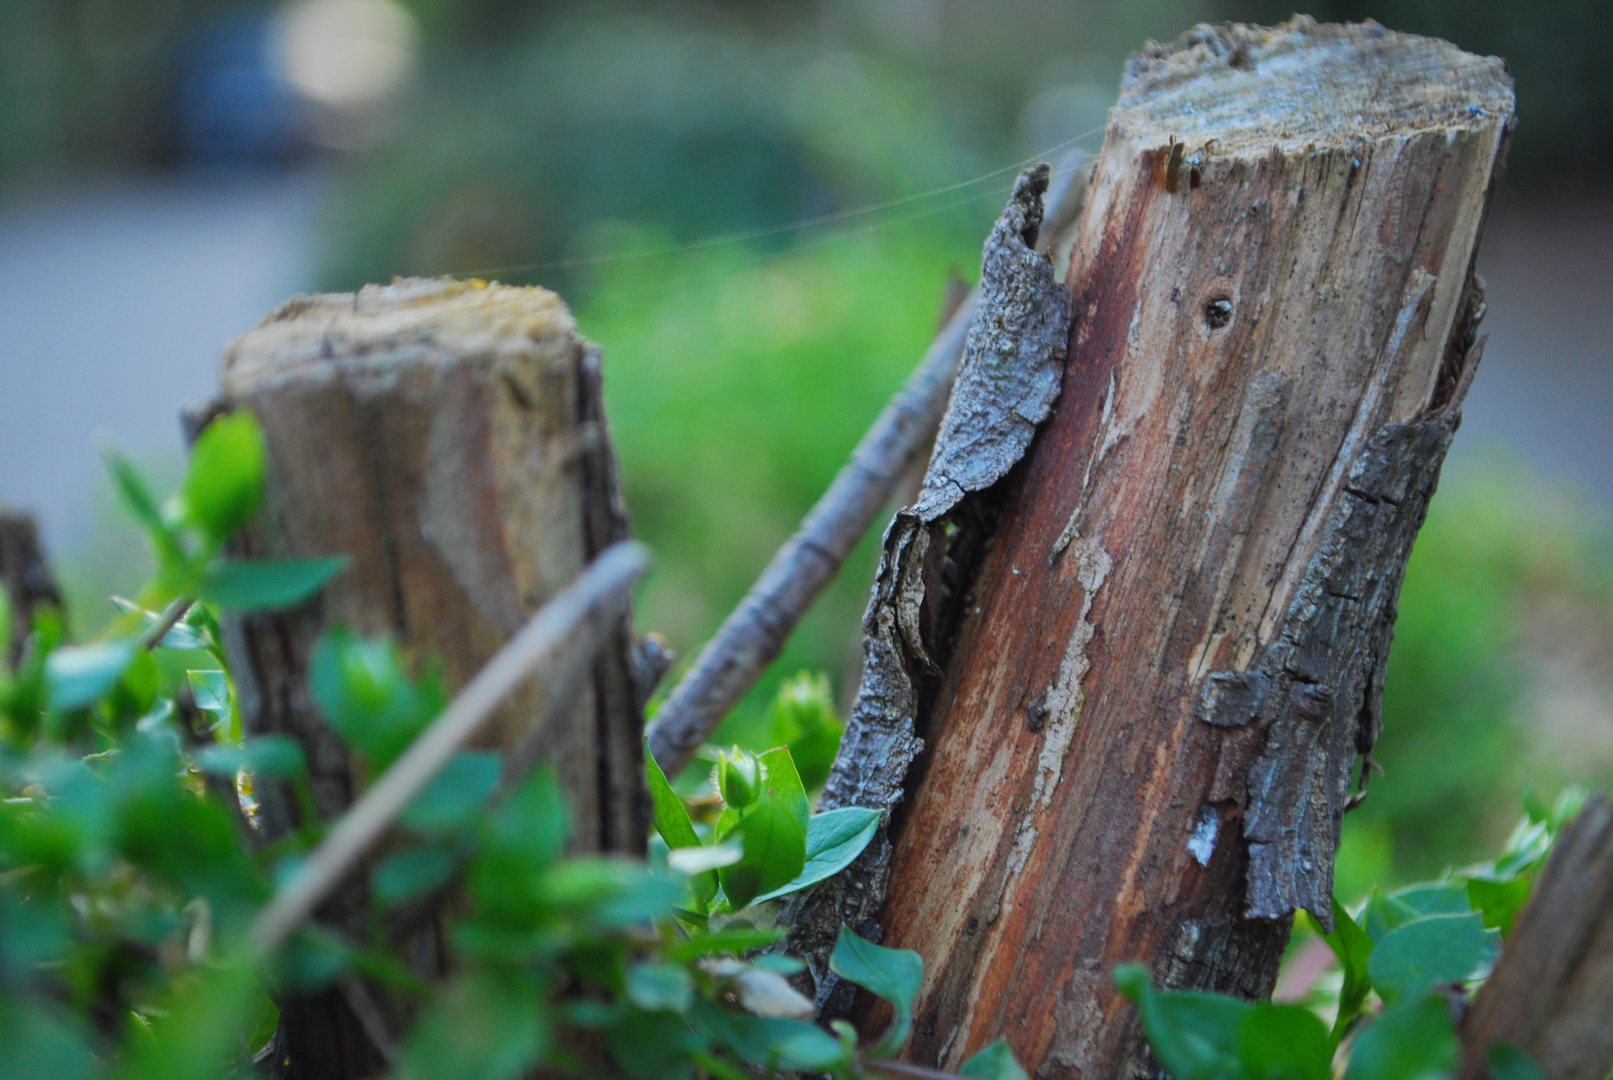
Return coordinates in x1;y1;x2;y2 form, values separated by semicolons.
789;19;1514;1079
205;277;644;1079
1461;797;1613;1080
0;510;64;664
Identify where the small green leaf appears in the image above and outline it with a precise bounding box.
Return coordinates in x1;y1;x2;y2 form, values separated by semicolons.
765;671;844;790
45;640;136;711
1113;964;1249;1080
1342;994;1458;1080
1369;912;1494;1003
829;925;923;1055
646;744;716;910
309;629;442;770
718;796;807;910
626;962;695;1013
198;557;346;612
182;411;266;542
0;991;97;1080
1389;883;1471;918
757;746;810;831
104;449;186;567
188;669;229;715
1363;888;1424;943
664;925;785;962
1488;1044;1545;1080
373;844;457;906
1467;876;1531;938
400;752;501;833
959;1037;1031;1080
1310;896;1375;1038
1239;1003;1332;1080
195;736;307;780
751;806;881;904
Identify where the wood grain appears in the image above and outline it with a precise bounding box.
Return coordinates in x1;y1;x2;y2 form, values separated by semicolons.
807;19;1514;1078
207;277;643;1078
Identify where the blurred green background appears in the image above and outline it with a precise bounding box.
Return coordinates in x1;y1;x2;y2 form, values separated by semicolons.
4;0;1612;895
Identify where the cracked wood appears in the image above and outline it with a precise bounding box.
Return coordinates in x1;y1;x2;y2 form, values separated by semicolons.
790;19;1514;1079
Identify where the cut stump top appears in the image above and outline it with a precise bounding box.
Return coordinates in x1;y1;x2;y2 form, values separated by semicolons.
1115;17;1513;156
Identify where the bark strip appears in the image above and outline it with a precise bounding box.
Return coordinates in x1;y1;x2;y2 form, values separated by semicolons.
645;154;1089;779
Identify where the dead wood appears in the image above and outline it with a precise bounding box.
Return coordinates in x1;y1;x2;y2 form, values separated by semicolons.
204;278;644;1079
1461;796;1613;1080
644;154;1089;779
786;19;1514;1078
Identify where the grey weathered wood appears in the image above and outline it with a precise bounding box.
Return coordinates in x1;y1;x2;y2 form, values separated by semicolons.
1461;797;1613;1080
788;19;1514;1079
644;155;1089;779
207;277;644;1080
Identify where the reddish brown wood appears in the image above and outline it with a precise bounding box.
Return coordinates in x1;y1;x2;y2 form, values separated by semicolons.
831;20;1514;1078
1461;797;1613;1080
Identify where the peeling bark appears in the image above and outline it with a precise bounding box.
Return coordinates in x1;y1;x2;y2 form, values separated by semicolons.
783;165;1072;1009
788;19;1514;1078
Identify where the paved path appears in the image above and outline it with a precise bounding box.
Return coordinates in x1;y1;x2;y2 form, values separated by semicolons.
0;171;322;547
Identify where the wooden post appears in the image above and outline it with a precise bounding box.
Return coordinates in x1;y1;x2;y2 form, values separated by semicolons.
1461;797;1613;1080
788;19;1514;1079
207;278;644;1079
0;510;64;663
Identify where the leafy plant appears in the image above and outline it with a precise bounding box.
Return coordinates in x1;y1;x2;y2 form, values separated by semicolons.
1116;792;1584;1080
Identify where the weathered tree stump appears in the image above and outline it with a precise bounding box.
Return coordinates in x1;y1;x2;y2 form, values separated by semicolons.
790;19;1514;1078
206;278;644;1079
1461;797;1613;1080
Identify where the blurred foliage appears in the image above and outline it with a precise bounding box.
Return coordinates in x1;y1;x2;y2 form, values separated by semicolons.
1337;461;1613;892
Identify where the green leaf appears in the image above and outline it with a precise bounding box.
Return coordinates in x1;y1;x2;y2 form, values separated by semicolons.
1389;883;1472;918
104;449;186;568
664;925;785;962
0;992;97;1080
606;1007;698;1080
373;844;457;906
960;1037;1031;1080
182;411;266;542
187;669;229;715
195;736;307;780
309;629;442;770
829;925;923;1055
646;743;717;910
198;557;346;612
1310;896;1375;1038
1342;994;1458;1080
1114;964;1249;1080
1487;1044;1545;1080
765;671;845;791
751;806;881;904
1240;1004;1332;1080
117;961;262;1080
1369;912;1494;1003
401;752;502;833
757;746;810;831
718;795;807;910
1363;888;1424;943
626;962;695;1013
1467;876;1531;938
45;640;136;711
397;971;549;1080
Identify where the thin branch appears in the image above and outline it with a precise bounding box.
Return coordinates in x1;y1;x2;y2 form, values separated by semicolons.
247;541;648;957
138;595;193;651
645;151;1090;778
